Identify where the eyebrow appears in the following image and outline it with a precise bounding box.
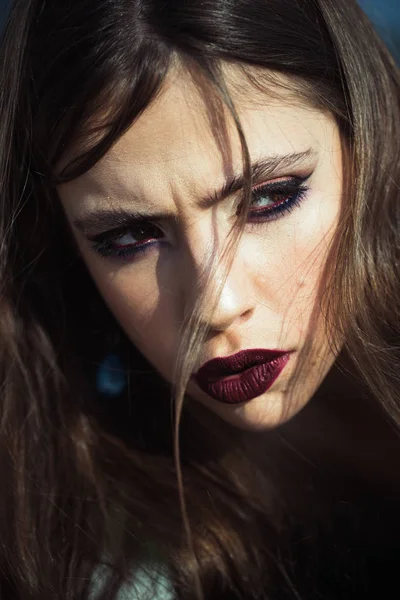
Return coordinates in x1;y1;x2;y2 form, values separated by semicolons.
73;148;317;235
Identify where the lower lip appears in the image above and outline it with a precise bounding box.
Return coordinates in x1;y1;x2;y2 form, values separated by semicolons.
196;354;291;405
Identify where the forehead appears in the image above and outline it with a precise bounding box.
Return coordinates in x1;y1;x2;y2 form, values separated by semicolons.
60;66;337;210
90;67;323;171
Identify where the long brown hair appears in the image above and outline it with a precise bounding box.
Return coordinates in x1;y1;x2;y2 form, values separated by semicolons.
0;0;399;598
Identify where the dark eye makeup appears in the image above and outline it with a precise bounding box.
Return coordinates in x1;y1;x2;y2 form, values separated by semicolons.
87;175;311;261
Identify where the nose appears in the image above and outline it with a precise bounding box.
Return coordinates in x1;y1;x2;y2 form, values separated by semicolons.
183;236;255;333
207;268;254;332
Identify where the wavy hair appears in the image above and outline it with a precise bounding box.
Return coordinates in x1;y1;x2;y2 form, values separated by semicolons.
0;0;399;598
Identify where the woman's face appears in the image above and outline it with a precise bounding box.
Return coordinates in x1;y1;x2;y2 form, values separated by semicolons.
59;68;344;431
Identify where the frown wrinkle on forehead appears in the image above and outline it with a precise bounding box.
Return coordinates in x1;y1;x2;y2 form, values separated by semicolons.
73;149;317;233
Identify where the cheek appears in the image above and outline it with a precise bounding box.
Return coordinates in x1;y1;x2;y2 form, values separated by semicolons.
288;194;340;335
252;191;341;337
81;256;179;374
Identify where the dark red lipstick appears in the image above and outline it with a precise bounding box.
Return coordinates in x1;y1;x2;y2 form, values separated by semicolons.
194;349;290;405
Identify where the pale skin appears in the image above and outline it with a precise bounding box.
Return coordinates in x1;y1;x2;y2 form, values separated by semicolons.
59;67;344;432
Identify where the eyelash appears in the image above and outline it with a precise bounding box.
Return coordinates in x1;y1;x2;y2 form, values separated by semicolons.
89;176;310;261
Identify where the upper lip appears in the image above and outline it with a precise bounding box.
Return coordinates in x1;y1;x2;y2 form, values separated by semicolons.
194;348;290;380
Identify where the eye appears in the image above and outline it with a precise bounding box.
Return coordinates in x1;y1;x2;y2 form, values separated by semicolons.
88;176;311;262
239;175;310;223
89;221;165;260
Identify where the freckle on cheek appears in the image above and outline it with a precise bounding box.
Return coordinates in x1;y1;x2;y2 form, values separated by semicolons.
298;278;306;288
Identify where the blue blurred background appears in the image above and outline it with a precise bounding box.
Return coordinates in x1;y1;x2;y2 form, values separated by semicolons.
358;0;400;61
0;0;399;59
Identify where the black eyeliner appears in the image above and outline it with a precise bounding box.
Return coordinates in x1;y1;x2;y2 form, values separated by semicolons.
85;215;155;242
88;174;312;261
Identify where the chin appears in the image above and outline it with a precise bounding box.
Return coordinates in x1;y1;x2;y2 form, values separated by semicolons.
190;387;312;433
